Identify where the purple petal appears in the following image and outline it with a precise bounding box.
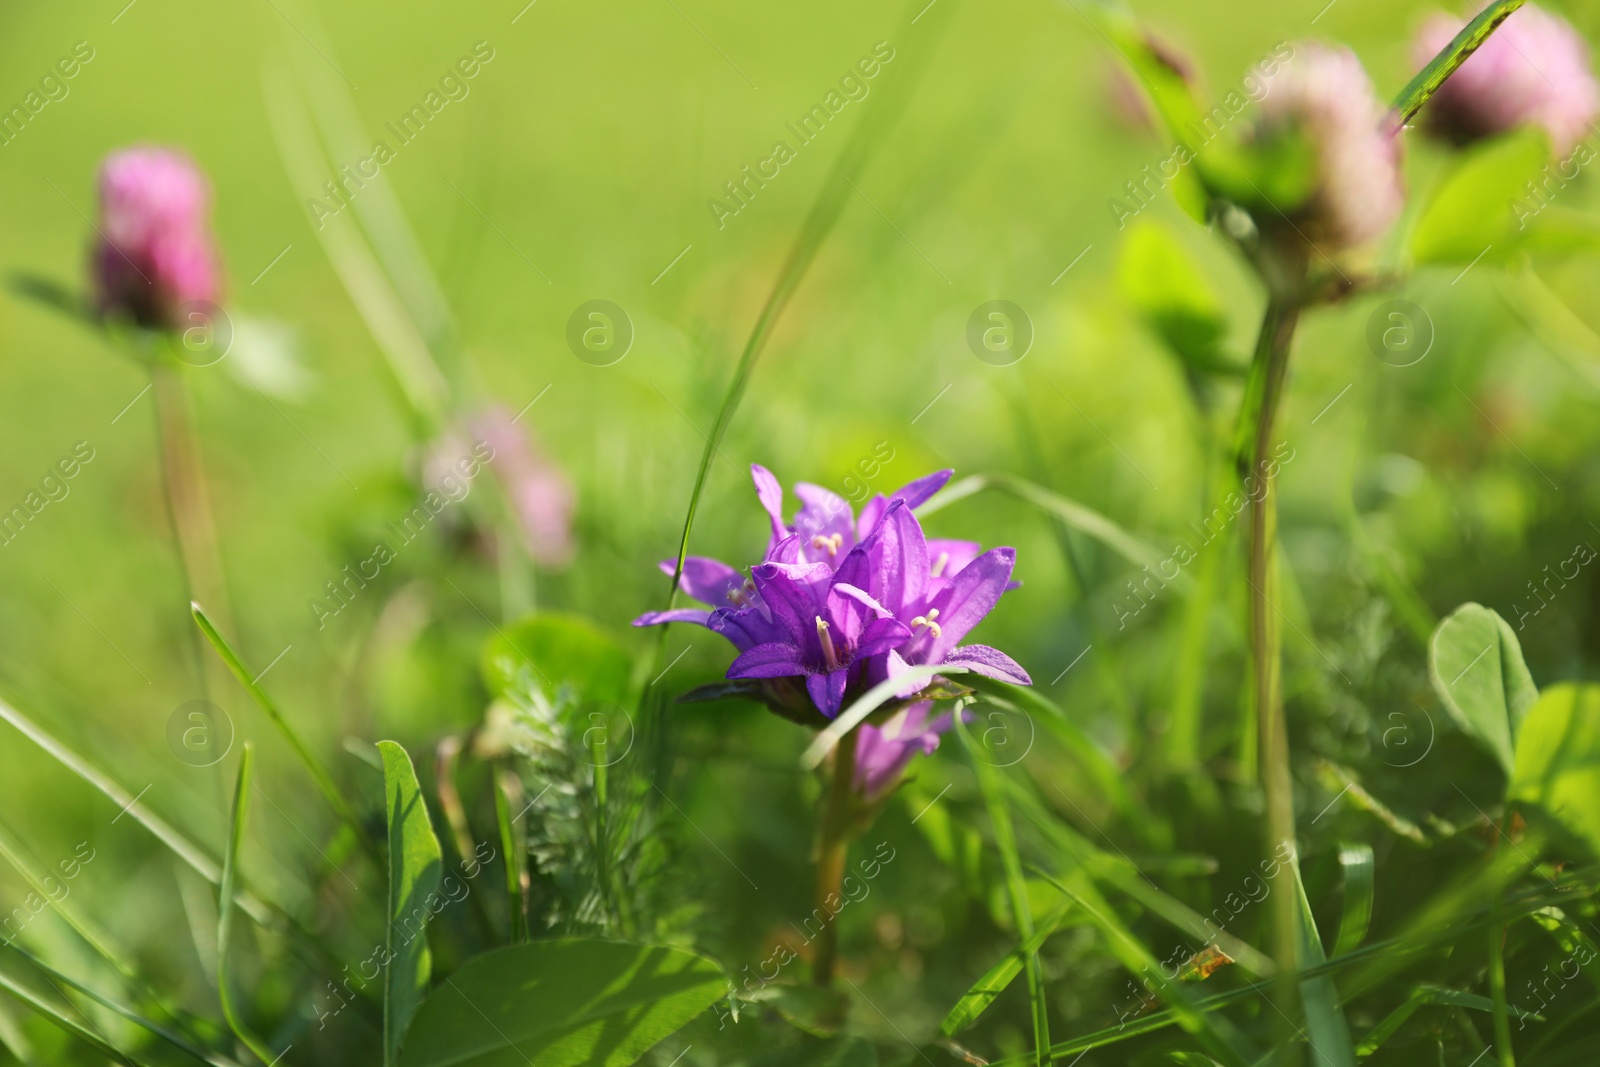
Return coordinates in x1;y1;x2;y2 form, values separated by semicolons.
857;469;953;537
918;547;1016;662
857;615;914;657
751;560;831;654
926;539;981;580
807;670;849;718
751;465;788;542
728;642;808;679
658;557;744;607
793;483;856;566
943;643;1032;685
633;608;712;628
870;501;930;615
854;700;945;799
707;607;784;652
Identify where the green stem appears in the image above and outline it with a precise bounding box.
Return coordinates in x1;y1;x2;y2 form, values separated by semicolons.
812;729;858;986
1489;813;1516;1066
1245;281;1304;1057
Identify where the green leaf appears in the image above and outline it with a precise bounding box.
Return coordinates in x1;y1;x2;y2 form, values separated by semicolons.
1508;683;1600;856
956;710;1050;1067
940;904;1070;1037
1427;603;1537;775
1393;0;1529;124
481;612;632;704
399;939;724;1067
1355;985;1504;1057
379;740;444;1067
1118;219;1234;376
1410;129;1548;265
1290;864;1356;1067
1332;844;1374;958
194;602;368;848
218;742;277;1066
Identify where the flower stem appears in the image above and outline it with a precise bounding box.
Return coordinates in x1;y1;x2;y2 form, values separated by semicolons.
1245;279;1304;1051
151;357;233;645
812;728;858;986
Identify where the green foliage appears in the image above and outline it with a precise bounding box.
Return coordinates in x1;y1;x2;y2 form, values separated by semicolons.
1118;219;1235;377
1509;684;1600;856
1410;129;1550;264
480;612;633;705
398;940;723;1067
379;740;444;1067
1428;603;1538;775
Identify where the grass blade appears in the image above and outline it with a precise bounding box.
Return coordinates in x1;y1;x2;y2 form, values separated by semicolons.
1392;0;1527;125
801;665;957;769
0;695;273;926
653;0;952;669
919;473;1168;575
1332;844;1374;957
1291;864;1357;1067
492;767;528;942
0;959;148;1066
377;740;443;1067
940;904;1071;1038
192;603;370;855
217;742;277;1065
955;707;1050;1066
1355;986;1502;1057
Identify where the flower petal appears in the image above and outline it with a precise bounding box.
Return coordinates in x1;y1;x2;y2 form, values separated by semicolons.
658;556;745;607
728;642;808;679
632;608;711;628
751;464;788;543
858;469;953;536
926;539;981;580
943;643;1032;685
921;547;1016;661
806;669;849;719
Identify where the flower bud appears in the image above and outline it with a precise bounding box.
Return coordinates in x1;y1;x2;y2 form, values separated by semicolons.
1251;44;1404;249
92;146;221;330
1414;4;1598;155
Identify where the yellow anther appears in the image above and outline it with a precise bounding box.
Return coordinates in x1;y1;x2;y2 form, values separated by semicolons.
911;608;943;638
811;533;844;557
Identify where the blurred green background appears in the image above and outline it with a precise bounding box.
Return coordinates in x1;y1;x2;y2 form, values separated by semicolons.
4;0;1600;1061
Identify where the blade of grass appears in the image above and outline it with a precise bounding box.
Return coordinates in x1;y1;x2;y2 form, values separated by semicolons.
941;903;1072;1038
1032;868;1256;1067
1;942;238;1067
217;742;277;1065
193;603;372;857
0;961;148;1066
1332;844;1374;958
492;767;527;942
1290;863;1357;1067
1355;986;1503;1057
954;707;1050;1067
377;741;444;1067
1002;776;1275;978
918;473;1169;575
801;665;958;770
1392;0;1528;124
653;0;955;674
0;696;272;927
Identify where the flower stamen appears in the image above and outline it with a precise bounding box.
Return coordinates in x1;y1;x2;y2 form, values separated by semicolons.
816;615;841;670
911;608;943;639
811;533;844;558
931;552;950;578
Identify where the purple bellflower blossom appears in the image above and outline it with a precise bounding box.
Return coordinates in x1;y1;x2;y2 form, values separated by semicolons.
636;466;1031;799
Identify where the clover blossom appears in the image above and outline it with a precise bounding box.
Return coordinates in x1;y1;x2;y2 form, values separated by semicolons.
1252;44;1405;248
92;146;221;329
1415;4;1598;156
635;466;1030;796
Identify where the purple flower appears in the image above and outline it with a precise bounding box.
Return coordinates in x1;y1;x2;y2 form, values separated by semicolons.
93;146;221;330
1252;45;1405;248
636;466;1031;795
1414;5;1599;155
